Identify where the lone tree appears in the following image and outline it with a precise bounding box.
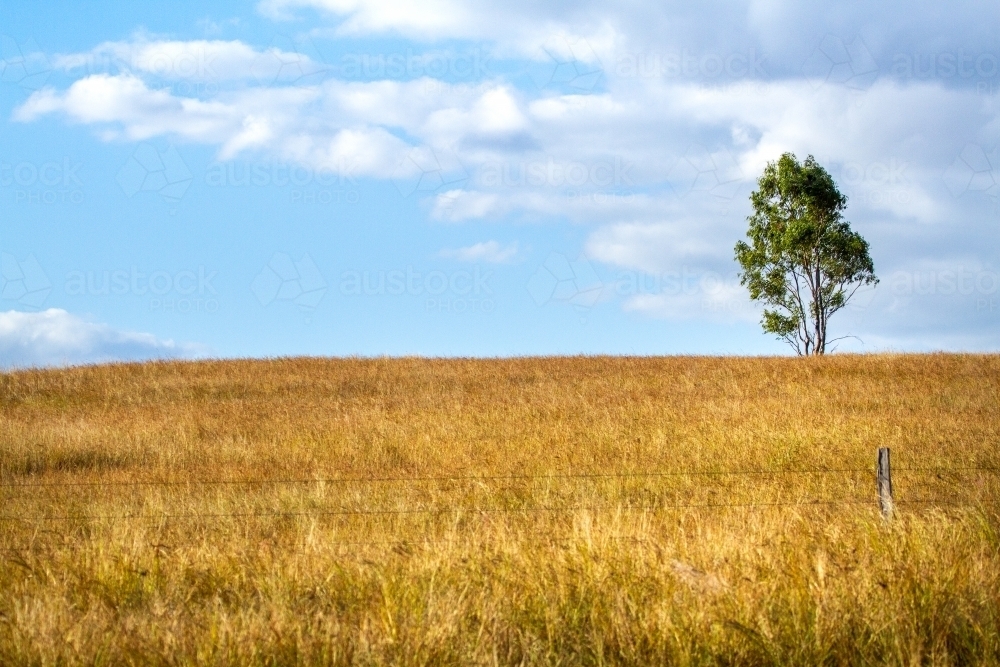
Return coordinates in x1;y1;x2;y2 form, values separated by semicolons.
735;153;877;355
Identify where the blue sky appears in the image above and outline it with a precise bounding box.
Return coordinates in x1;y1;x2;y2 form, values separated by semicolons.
1;0;998;365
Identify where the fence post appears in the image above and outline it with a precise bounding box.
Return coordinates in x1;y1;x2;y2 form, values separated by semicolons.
877;447;893;519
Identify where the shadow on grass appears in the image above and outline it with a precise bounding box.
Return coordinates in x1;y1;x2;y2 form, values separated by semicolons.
1;447;134;478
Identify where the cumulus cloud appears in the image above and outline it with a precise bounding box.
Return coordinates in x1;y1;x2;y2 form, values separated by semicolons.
621;282;758;324
52;39;316;82
13;74;244;141
255;0;1000;84
0;309;205;369
440;240;520;263
431;189;505;221
17;42;995;231
586;221;735;273
259;0;475;38
256;0;619;56
10;2;1000;350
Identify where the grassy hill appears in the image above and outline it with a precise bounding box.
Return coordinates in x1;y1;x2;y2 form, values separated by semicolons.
1;355;998;664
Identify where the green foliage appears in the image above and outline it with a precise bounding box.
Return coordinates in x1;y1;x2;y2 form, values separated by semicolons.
736;153;878;354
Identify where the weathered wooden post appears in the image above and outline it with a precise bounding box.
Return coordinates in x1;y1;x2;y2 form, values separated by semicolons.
877;447;893;519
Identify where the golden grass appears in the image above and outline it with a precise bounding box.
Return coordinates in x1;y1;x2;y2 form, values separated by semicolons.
0;354;998;665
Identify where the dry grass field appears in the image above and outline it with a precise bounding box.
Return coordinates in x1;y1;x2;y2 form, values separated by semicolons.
1;354;999;665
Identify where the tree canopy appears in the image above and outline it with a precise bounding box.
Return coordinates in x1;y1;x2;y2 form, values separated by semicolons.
735;153;877;355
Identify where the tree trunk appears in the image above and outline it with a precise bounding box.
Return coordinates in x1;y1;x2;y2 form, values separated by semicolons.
814;260;825;355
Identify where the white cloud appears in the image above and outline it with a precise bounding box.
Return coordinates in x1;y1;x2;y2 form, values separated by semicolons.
431;189;505;221
258;0;473;36
0;309;204;369
621;281;757;324
21;41;995;232
440;240;520;263
256;0;619;57
13;74;244;142
253;0;1000;83
302;126;412;178
11;7;1000;350
586;220;733;273
53;38;319;83
12;74;415;176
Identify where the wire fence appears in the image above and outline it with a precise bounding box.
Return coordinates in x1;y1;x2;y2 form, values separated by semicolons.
0;494;994;556
1;466;996;488
0;499;982;525
1;464;996;527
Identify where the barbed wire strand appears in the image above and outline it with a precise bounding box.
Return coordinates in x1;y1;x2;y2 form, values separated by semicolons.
0;499;990;555
2;496;991;523
1;466;996;489
2;535;654;554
